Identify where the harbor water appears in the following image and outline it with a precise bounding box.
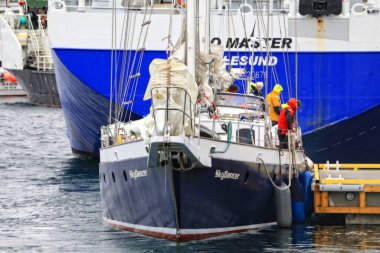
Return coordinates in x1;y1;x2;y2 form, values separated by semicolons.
1;100;380;252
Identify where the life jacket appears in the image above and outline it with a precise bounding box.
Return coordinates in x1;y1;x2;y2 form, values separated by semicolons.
278;98;298;134
266;90;281;121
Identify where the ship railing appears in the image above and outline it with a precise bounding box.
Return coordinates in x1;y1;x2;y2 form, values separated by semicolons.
200;111;270;148
197;92;274;148
196;92;303;150
100;122;143;148
26;14;53;70
150;86;195;137
60;0;289;15
36;55;54;70
58;0;380;18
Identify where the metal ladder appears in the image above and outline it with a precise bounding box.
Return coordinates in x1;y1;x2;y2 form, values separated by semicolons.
27;14;53;71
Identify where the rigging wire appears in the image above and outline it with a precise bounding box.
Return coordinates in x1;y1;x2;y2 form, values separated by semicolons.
108;2;154;123
116;5;134;120
277;5;292;98
109;0;117;124
124;4;154;122
117;10;138;120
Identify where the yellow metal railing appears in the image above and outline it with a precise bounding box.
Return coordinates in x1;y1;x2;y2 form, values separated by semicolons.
313;163;380;182
317;163;380;170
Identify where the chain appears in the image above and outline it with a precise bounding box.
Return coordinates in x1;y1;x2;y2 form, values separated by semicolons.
169;160;181;239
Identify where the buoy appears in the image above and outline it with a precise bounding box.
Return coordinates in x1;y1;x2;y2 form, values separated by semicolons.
299;171;314;216
2;72;17;83
290;177;306;224
275;180;292;228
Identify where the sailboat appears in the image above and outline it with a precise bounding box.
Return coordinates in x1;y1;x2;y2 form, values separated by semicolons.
99;0;309;241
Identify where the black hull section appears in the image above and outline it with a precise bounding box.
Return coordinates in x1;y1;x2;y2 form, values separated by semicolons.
9;69;60;107
100;157;279;241
303;104;380;163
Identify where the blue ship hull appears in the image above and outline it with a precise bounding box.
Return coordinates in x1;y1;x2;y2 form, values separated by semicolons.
53;49;380;162
99;156;277;241
303;104;380;163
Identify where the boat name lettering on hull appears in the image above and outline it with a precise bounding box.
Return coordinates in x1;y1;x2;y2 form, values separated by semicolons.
211;37;292;49
129;169;147;179
224;55;278;67
215;170;240;180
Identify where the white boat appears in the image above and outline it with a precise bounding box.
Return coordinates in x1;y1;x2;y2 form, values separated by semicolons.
0;67;26;97
0;1;60;107
99;0;310;241
0;82;26;97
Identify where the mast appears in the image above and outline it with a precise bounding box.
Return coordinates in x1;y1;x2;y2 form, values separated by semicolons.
186;0;197;77
199;0;210;54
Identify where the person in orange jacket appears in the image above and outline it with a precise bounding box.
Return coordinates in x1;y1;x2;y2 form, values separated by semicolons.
277;98;301;148
266;84;283;126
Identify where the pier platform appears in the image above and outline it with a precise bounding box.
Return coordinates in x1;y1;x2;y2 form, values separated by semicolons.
313;162;380;224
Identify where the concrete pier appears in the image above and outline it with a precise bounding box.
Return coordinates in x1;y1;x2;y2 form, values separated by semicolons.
313;162;380;224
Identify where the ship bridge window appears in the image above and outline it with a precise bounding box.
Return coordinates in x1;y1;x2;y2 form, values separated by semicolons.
123;170;128;182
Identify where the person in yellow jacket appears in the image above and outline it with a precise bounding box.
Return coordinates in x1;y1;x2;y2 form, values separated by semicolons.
266;84;283;126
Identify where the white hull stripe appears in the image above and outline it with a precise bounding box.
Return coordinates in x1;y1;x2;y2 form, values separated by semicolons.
103;217;275;236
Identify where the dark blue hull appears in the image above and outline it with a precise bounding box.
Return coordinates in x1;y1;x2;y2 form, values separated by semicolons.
303;104;380;163
53;50;140;157
99;157;278;241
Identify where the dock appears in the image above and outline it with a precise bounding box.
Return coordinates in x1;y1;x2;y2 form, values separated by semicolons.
313;162;380;224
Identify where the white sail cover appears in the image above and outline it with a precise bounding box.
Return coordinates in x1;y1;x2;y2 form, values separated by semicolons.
143;58;198;101
197;45;233;108
143;59;198;136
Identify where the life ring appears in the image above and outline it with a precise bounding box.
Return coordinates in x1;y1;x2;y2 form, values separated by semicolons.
351;3;367;16
50;0;66;11
238;3;253;16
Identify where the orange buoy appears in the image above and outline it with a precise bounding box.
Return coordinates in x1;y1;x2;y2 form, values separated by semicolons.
2;72;17;83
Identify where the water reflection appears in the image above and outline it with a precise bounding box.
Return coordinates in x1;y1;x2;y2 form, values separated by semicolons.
314;225;380;252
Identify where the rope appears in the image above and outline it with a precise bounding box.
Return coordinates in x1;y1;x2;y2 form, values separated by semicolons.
209;121;232;154
277;9;292;98
120;5;154;122
257;156;292;191
257;130;299;191
116;8;135;119
115;1;131;121
108;0;116;124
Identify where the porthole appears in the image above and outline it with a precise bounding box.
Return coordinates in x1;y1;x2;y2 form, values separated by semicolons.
123;170;128;182
244;171;250;184
272;173;277;182
112;172;116;183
